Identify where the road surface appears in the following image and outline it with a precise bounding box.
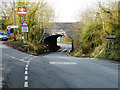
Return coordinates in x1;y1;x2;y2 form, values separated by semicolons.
57;43;72;52
0;42;119;88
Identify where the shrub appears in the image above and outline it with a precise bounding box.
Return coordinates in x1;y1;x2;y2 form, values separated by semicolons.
36;45;47;55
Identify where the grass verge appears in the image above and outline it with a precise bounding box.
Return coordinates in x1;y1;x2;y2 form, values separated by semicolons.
4;40;47;56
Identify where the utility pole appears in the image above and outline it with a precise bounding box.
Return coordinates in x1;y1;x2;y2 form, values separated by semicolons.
13;0;16;41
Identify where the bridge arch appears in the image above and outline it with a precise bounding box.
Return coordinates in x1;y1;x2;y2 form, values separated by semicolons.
44;34;63;52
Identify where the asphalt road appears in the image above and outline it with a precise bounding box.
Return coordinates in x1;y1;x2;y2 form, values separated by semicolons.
57;43;72;52
1;42;119;88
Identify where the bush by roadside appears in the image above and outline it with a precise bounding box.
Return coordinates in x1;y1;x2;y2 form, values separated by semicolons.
70;43;120;62
4;40;47;56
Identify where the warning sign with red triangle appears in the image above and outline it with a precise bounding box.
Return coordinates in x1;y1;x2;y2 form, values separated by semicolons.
22;20;28;27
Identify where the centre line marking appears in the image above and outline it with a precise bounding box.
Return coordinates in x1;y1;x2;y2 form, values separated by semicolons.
24;82;28;87
3;53;38;88
26;65;28;68
25;71;28;75
25;67;28;71
25;76;28;80
27;62;30;65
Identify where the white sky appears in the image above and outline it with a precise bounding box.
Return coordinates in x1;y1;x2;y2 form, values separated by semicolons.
45;0;99;22
1;0;112;22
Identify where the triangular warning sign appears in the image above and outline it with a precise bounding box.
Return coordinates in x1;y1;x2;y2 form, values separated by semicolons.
22;20;28;27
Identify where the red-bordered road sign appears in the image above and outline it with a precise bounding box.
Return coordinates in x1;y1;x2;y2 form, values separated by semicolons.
22;20;28;32
18;7;26;16
22;20;28;27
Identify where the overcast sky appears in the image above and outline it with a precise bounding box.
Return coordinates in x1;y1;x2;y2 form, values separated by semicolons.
1;0;111;22
45;0;99;22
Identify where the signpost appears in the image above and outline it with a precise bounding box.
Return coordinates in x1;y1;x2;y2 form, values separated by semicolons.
7;25;19;36
106;35;116;48
18;7;27;42
7;25;19;29
7;26;11;30
22;20;28;41
106;35;116;40
7;26;11;36
7;30;11;36
18;7;26;16
10;25;19;29
22;20;28;32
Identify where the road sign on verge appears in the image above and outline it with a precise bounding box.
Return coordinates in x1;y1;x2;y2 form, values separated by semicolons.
7;30;11;36
18;7;26;16
106;35;116;40
7;25;19;29
10;25;19;28
22;20;28;32
7;26;11;29
22;27;28;32
22;20;28;27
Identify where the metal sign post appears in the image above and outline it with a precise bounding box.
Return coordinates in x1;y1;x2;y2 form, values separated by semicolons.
22;20;28;41
22;20;28;32
7;25;19;36
18;7;27;42
22;32;24;42
13;0;16;41
108;41;110;48
21;16;23;42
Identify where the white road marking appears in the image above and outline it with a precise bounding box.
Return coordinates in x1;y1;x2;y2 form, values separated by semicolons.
23;56;37;88
4;54;28;63
11;56;15;59
29;57;34;61
49;62;77;64
3;52;37;88
26;65;28;68
62;49;67;52
0;77;4;88
21;55;33;61
27;62;30;65
25;76;28;80
24;82;28;87
25;71;28;75
0;44;8;48
22;55;31;60
25;67;28;71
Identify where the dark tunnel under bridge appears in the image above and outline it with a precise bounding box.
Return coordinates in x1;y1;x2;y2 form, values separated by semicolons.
44;34;63;52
